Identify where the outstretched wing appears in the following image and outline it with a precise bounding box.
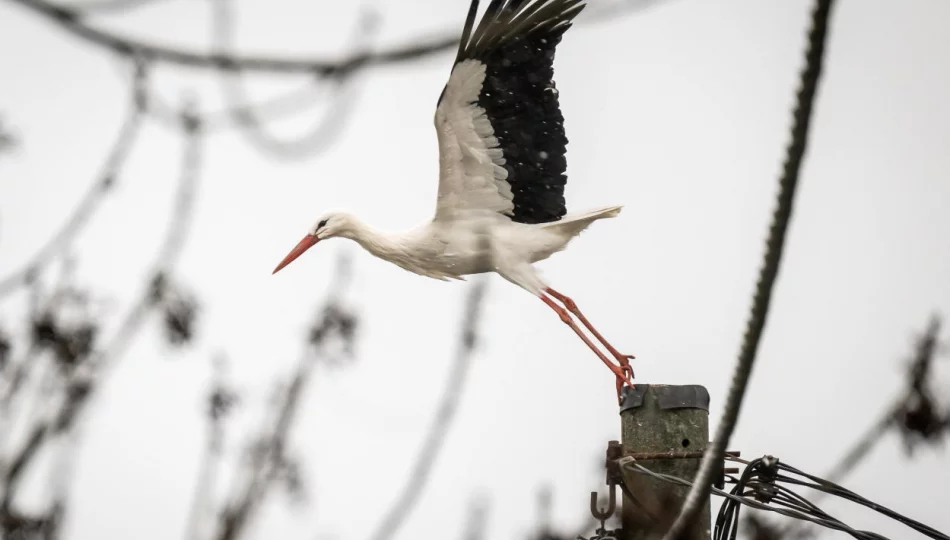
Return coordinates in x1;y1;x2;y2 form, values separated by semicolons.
433;0;585;224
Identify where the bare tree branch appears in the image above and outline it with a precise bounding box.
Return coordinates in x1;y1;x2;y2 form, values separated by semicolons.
83;105;203;377
365;278;488;540
210;258;357;540
184;354;237;540
208;0;379;159
214;372;306;540
0;66;147;299
579;0;679;23
54;0;171;16
461;496;490;540
0;116;16;154
1;422;47;512
8;0;669;78
815;315;946;483
0;106;204;531
756;314;947;540
527;483;603;540
8;0;460;76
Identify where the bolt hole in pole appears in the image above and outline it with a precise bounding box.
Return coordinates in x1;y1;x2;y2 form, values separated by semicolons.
681;439;690;448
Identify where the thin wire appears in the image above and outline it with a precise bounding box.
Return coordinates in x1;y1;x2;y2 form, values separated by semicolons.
661;1;836;537
623;461;888;540
707;456;950;540
777;463;950;540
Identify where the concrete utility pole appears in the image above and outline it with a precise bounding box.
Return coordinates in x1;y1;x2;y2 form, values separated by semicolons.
617;384;712;540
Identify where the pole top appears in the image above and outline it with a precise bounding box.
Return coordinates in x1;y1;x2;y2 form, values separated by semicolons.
619;384;710;414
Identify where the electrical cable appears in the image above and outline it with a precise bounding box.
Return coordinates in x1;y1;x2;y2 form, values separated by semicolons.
615;456;948;540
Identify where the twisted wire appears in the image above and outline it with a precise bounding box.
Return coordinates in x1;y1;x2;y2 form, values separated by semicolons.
661;1;836;537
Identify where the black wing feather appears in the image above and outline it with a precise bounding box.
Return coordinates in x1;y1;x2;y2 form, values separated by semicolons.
454;0;481;65
442;0;585;224
470;0;508;54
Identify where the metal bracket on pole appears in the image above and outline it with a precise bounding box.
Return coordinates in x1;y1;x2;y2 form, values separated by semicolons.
585;441;624;540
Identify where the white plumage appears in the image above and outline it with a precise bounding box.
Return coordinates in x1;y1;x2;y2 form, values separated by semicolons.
435;59;515;219
273;0;635;400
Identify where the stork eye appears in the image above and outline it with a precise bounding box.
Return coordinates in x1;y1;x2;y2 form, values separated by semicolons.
317;219;329;229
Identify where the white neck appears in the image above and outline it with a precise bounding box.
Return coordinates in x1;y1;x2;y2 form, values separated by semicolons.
343;217;408;264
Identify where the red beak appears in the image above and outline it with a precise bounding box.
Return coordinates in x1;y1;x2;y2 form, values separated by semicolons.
272;235;319;274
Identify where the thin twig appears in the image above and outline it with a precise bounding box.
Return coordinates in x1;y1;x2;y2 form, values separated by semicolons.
212;258;356;540
209;0;376;159
0;117;16;154
10;0;671;77
461;496;490;540
580;0;676;24
0;344;41;435
0;69;146;299
0;109;204;521
9;0;459;75
84;106;203;376
365;278;488;540
184;355;233;540
0;422;47;512
824;412;897;486
214;359;310;540
774;315;946;539
56;0;170;15
662;1;837;538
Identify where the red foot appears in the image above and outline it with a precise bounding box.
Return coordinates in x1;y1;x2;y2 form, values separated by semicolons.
614;363;635;403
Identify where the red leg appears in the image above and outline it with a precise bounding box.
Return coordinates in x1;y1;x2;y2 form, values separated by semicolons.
541;295;634;402
545;288;636;396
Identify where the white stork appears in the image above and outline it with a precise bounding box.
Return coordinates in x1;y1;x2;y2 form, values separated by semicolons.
273;0;635;401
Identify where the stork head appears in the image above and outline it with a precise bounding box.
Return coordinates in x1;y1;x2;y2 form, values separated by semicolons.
272;212;354;274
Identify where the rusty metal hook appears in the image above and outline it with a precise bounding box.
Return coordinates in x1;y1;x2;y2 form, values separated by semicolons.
589;484;616;521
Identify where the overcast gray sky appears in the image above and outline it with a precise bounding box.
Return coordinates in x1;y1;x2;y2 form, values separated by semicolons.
1;0;949;538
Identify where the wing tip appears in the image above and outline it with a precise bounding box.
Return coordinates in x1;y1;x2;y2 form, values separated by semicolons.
454;0;481;64
455;0;587;62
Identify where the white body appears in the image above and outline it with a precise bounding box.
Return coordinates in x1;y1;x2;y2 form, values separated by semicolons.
284;0;623;297
333;205;622;295
273;0;637;397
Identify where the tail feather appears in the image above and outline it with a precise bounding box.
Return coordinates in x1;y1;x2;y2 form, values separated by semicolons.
525;205;622;266
541;205;623;235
